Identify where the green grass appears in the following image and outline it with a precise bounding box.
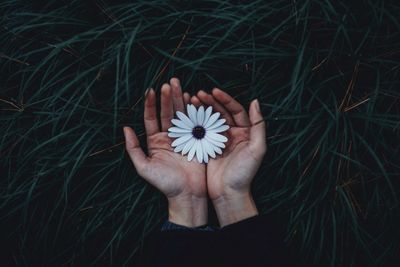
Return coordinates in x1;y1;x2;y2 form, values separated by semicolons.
1;0;400;266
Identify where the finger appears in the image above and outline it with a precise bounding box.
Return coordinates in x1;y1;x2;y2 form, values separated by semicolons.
123;126;148;176
144;88;159;136
191;95;203;107
212;88;251;127
160;83;173;131
170;77;185;113
248;99;267;157
196;90;235;126
183;92;191;107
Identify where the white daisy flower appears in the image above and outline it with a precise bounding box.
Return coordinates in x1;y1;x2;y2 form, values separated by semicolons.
168;104;230;163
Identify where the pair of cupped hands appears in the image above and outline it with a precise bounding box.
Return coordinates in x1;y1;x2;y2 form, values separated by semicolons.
123;78;267;227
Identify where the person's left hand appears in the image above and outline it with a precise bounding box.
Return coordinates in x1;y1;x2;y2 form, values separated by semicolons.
191;88;267;226
123;78;207;227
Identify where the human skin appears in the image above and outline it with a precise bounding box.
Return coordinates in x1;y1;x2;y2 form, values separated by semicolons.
123;78;207;227
191;88;267;227
123;77;267;228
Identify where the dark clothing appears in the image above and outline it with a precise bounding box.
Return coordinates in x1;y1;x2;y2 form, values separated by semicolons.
137;214;296;267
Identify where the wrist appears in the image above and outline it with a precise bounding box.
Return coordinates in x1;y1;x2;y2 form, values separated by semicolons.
212;191;258;227
167;194;208;227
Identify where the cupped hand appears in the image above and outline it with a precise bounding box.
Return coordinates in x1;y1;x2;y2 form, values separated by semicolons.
123;78;207;227
192;88;267;226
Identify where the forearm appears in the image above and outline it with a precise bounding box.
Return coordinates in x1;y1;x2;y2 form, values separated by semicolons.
212;191;258;227
168;194;208;227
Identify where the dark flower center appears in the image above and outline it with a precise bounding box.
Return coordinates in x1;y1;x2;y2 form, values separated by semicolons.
192;126;206;139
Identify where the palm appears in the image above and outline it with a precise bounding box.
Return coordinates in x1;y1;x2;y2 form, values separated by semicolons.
193;88;267;200
124;78;209;227
145;132;205;198
123;80;207;201
207;127;258;199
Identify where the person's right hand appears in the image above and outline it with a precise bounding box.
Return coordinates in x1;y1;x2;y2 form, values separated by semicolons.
123;78;207;227
192;88;267;226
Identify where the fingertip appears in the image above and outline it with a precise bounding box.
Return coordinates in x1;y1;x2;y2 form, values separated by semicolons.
145;87;154;98
161;83;171;92
250;99;262;116
197;90;208;98
249;98;256;108
123;126;136;146
183;92;191;104
196;91;208;103
148;88;155;97
161;84;172;101
181;93;189;108
144;88;150;97
249;100;262;122
212;87;223;95
248;100;267;156
191;95;201;106
123;126;128;138
145;88;156;106
170;78;181;93
211;87;218;95
123;126;129;135
123;129;148;174
254;99;261;113
170;77;179;85
211;87;229;103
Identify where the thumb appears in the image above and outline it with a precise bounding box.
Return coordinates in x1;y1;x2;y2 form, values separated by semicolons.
123;126;148;176
248;99;267;157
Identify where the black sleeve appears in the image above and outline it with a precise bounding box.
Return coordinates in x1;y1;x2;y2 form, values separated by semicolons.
136;224;218;267
136;215;295;267
217;213;296;267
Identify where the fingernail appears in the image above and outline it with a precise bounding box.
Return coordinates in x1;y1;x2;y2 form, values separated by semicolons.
170;77;178;85
255;99;261;113
144;88;150;97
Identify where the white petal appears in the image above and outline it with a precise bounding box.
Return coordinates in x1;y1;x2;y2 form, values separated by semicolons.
182;137;196;155
174;143;186;153
187;104;198;125
196;140;203;163
204;112;220;128
176;111;194;128
168;127;191;133
197;106;204;126
207;118;226;130
208;125;230;133
206;132;228;142
168;132;187;138
203;149;208;163
205;135;225;148
214;145;223;155
171;118;192;130
171;134;192;147
202;106;213;126
202;139;216;158
187;140;197;161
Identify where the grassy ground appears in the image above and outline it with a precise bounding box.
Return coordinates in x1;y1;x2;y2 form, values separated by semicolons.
1;0;400;266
